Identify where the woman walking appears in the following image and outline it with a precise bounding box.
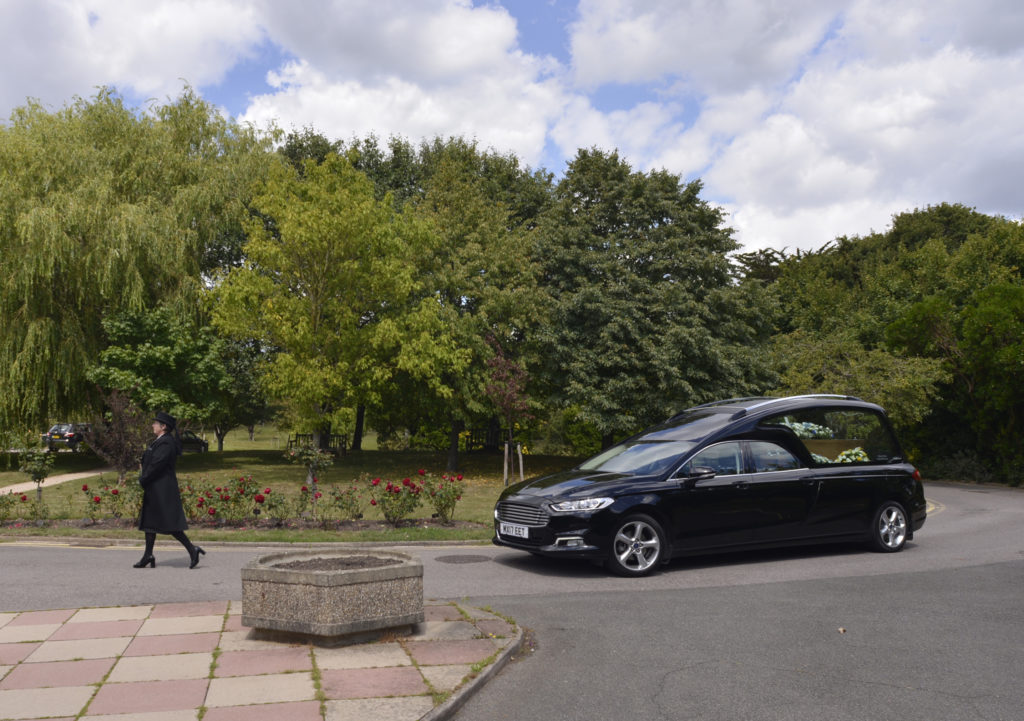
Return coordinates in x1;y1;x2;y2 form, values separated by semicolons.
134;412;205;569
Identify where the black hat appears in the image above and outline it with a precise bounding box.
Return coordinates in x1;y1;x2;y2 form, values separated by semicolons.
153;411;177;430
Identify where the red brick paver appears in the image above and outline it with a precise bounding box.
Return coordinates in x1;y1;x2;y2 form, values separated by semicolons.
0;658;114;690
320;666;429;699
86;678;209;715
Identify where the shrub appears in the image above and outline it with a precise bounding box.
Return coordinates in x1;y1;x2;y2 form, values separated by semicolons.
331;483;364;520
368;476;423;526
423;470;465;524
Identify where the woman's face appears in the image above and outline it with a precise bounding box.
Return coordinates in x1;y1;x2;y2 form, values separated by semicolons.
152;421;166;436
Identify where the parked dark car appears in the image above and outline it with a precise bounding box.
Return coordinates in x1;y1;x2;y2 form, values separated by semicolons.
41;423;89;452
494;395;927;576
179;430;209;453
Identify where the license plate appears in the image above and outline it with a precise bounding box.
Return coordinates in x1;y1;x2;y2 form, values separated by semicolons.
499;522;529;539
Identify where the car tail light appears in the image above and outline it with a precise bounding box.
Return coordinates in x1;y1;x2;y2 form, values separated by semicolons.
912;468;921;482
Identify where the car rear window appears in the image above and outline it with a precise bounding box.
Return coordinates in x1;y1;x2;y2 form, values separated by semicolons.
760;408;901;465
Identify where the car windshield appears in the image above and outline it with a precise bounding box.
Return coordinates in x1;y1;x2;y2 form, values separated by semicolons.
578;440;695;476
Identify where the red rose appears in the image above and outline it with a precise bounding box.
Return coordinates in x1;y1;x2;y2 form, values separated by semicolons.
403;477;411;485
314;491;322;499
371;477;381;486
254;494;265;504
264;488;271;494
20;495;27;502
111;489;119;496
312;476;318;483
197;498;204;506
208;507;217;515
418;469;426;475
215;487;222;492
457;474;463;481
370;499;377;506
93;496;101;503
301;485;308;492
82;484;89;491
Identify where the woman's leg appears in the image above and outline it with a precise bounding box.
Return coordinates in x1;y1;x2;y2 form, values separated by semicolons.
133;533;156;567
172;531;206;568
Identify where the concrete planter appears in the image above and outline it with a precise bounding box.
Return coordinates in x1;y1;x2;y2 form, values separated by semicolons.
241;549;424;644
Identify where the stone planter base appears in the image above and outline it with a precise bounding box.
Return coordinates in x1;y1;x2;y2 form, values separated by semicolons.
241;549;424;646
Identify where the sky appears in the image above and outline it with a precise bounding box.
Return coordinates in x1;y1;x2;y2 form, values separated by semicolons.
2;0;1023;253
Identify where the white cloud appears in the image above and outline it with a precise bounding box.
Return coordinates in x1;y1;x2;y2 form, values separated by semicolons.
0;0;263;114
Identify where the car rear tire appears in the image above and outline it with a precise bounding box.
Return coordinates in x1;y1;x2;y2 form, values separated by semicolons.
606;514;666;576
869;501;908;552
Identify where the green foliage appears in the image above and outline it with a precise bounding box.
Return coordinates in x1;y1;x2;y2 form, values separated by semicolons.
88;306;229;425
766;203;1024;482
0;87;274;430
368;475;424;526
213;153;428;437
19;447;55;485
535;148;775;443
424;471;465;524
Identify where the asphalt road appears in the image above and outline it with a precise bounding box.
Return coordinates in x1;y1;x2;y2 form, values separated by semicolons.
2;481;1022;720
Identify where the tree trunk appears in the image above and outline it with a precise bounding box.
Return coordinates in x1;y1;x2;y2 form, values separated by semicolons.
352;405;365;451
214;425;228;452
247;425;255;441
446;419;464;472
315;419;332;452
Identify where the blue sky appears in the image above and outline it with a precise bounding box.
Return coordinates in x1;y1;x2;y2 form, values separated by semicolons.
2;0;1023;251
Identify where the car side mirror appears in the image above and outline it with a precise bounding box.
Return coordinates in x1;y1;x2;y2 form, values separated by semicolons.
679;465;716;488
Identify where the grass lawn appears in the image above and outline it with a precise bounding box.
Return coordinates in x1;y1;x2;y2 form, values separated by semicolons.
1;429;581;544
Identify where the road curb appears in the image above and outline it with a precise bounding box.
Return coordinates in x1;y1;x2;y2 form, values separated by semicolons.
421;624;525;721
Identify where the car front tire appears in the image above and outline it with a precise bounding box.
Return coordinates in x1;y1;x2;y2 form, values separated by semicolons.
870;501;908;552
606;514;666;576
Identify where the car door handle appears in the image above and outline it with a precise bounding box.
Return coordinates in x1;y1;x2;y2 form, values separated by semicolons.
732;480;750;489
800;477;818;487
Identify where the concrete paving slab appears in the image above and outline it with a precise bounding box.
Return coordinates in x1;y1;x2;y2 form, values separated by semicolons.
225;602;242;617
0;643;40;665
475;619;516;638
86;679;209;715
324;696;434;721
217;630;304;652
221;615;244;632
0;664;10;678
69;606;152;623
25;636;132;663
319;666;429;699
313;642;411;670
423;605;464;622
0;658;114;690
420;663;473;693
405;638;500;666
0;685;96;719
122;632;219;657
411;620;480;640
214;647;311;677
0;623;60;643
203;671;316;707
49;619;144;641
0;612;17;629
107;652;213;682
201;700;322;721
7;610;75;627
149;602;227;619
137;616;223;637
83;712;198;721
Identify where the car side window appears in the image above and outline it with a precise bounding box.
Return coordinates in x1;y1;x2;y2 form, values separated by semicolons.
749;442;801;472
760;408;900;465
683;442;744;476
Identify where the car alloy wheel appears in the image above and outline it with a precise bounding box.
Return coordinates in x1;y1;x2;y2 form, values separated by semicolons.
871;502;908;552
608;514;665;576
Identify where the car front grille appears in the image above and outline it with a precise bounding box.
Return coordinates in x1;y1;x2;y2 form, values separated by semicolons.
496;501;549;527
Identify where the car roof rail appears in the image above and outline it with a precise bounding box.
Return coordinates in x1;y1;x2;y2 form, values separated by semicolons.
688;396;770;410
744;394;864;412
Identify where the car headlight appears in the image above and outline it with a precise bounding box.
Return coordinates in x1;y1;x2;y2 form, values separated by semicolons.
549;497;613;513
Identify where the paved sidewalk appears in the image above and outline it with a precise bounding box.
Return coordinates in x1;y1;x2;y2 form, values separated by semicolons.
0;600;521;721
2;470;114;496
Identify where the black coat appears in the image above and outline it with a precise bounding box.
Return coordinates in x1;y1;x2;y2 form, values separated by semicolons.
137;433;188;533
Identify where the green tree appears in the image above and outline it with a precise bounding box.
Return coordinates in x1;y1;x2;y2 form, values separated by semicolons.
87;306;230;427
0;87;273;431
535;148;774;446
212;154;430;446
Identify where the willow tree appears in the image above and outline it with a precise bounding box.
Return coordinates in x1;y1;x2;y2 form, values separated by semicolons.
0;88;273;430
212;154;432;447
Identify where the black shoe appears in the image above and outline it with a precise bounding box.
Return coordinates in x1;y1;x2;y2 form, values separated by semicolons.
133;555;155;568
189;546;205;569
